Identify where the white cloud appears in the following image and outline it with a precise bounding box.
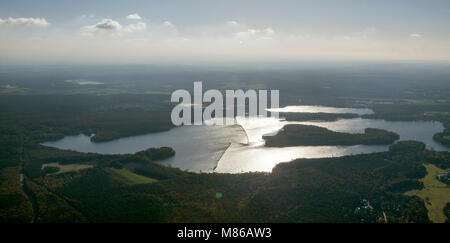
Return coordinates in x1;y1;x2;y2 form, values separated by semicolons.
234;28;275;40
82;18;149;35
3;19;448;63
124;22;147;32
409;33;422;39
224;21;246;31
0;17;49;27
95;19;122;30
163;21;175;27
83;18;122;32
126;14;142;20
226;21;240;26
334;27;378;41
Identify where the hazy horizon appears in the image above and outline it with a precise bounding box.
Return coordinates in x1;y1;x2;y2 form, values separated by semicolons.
1;0;450;64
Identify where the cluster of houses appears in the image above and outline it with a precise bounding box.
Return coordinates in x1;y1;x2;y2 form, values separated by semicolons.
436;171;450;182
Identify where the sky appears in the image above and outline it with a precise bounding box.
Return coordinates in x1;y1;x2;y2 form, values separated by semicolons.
0;0;450;64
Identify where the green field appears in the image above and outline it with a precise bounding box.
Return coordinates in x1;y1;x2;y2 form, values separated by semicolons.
405;164;450;223
109;168;158;184
41;163;93;175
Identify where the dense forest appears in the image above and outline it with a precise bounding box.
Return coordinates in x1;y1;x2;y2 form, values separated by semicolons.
2;129;448;222
1;65;450;223
434;128;450;148
0;94;174;143
264;124;399;147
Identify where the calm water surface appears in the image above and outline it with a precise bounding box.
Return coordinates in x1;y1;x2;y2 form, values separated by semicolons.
42;106;448;173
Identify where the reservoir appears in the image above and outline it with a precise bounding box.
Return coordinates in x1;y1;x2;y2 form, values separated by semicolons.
42;106;448;173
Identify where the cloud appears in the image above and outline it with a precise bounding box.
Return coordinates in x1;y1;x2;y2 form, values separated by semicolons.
334;27;378;41
95;19;122;30
224;20;246;31
124;22;147;32
83;18;122;32
126;14;142;20
163;21;175;27
0;17;49;27
82;18;149;35
225;21;240;27
409;33;422;40
234;28;275;40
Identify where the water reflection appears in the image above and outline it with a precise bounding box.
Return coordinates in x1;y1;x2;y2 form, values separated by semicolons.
268;105;374;115
215;143;387;173
43;125;246;173
214;116;446;173
296;118;447;151
42;105;448;174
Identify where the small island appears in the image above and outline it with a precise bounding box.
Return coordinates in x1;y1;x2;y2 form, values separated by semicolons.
136;147;176;160
264;124;400;147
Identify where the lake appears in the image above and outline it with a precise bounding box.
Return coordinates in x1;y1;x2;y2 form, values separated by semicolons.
42;106;448;173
